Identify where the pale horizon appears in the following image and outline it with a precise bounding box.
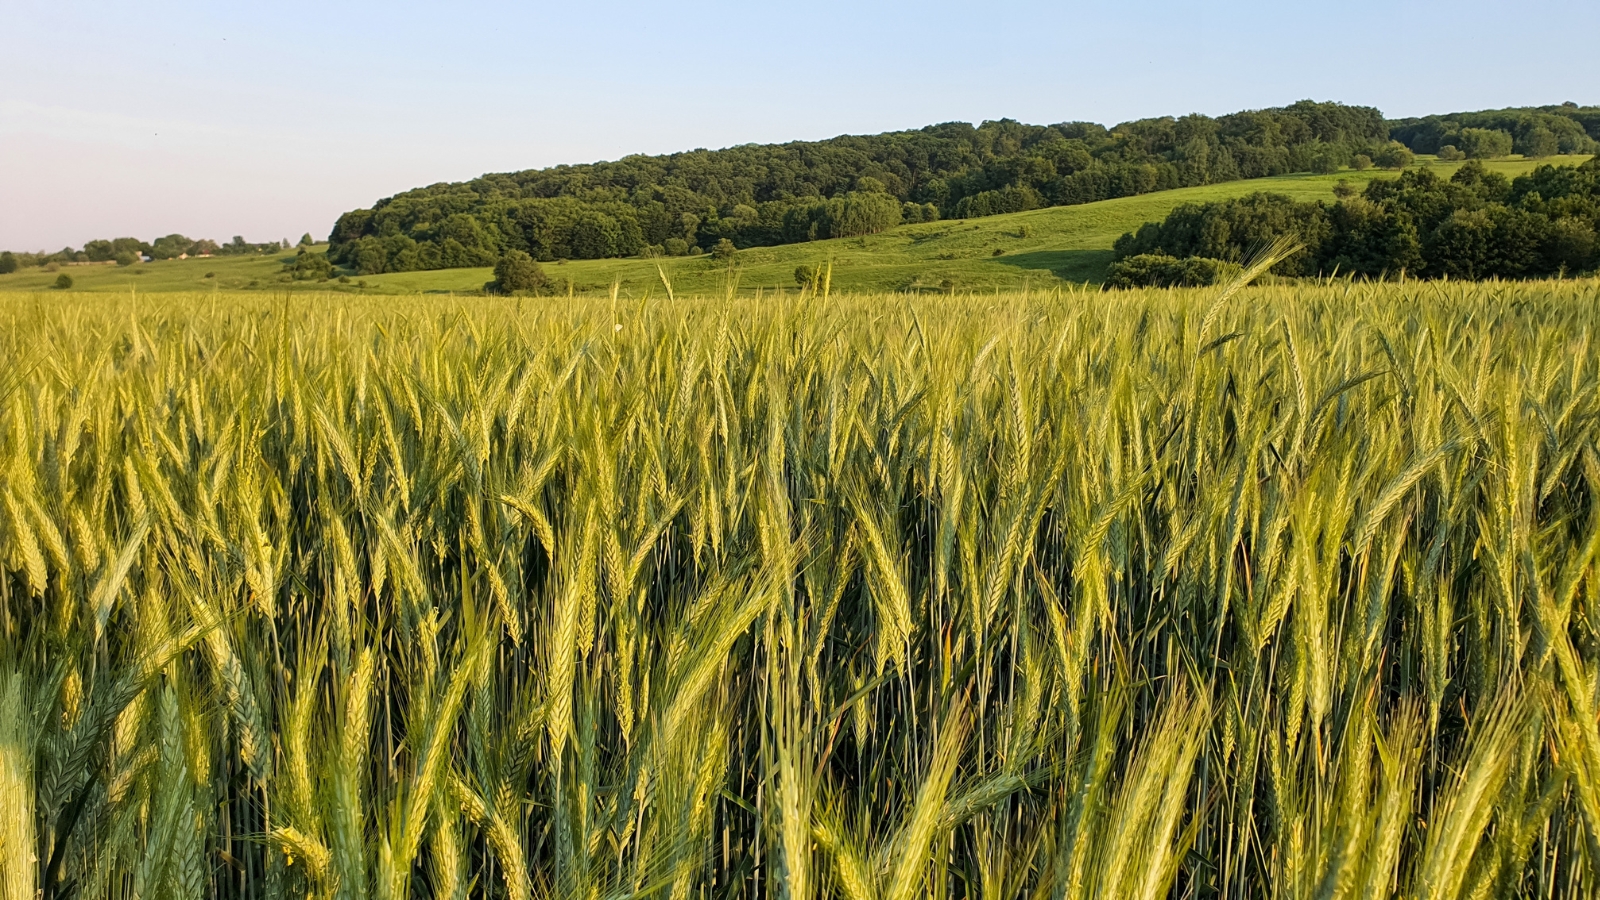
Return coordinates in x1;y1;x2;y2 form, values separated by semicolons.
4;0;1597;250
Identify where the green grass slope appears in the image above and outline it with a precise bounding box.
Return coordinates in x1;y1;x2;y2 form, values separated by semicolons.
4;155;1587;296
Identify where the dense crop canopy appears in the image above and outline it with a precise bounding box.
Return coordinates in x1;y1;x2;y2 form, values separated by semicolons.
1;282;1598;899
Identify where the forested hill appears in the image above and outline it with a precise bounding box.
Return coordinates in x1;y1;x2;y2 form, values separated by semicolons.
328;101;1600;276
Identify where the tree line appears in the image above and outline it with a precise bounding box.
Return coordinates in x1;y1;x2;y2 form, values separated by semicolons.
329;100;1421;274
0;234;302;274
1109;158;1600;285
1388;103;1598;160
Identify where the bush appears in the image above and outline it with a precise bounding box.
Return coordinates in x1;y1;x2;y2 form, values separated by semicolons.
1373;141;1415;169
794;264;821;290
663;238;690;257
1518;126;1559;159
711;239;737;261
1309;151;1343;175
1351;154;1373;171
1333;180;1359;200
53;273;73;290
114;251;138;267
1457;128;1513;159
1106;254;1240;289
489;250;548;294
0;251;15;274
283;249;334;281
1546;216;1596;273
1437;145;1465;161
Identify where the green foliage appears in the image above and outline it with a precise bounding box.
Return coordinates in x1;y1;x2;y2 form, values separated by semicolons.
794;263;821;290
282;248;334;280
1437;144;1465;161
711;238;737;261
1457;127;1515;159
488;250;547;293
51;273;72;289
297;233;315;247
1372;140;1415;169
1105;253;1239;287
1116;157;1600;279
1521;126;1561;158
327;101;1389;273
0;252;14;275
1390;103;1600;156
1;284;1598;900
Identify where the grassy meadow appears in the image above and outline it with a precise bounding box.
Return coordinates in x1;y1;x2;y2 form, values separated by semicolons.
1;155;1587;297
2;276;1599;900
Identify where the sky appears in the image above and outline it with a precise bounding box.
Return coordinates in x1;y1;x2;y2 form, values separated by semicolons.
3;0;1597;251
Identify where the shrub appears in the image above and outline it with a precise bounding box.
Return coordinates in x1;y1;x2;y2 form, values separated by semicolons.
1106;253;1240;289
663;238;690;257
283;249;334;281
1457;128;1513;159
1309;150;1343;175
1518;126;1559;159
794;264;821;290
114;251;138;266
53;273;73;290
1437;145;1465;161
1351;154;1373;171
1334;180;1359;200
0;251;15;274
1373;141;1415;169
1546;216;1596;273
711;239;737;261
489;250;548;294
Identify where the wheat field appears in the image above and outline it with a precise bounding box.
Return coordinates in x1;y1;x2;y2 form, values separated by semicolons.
0;279;1598;900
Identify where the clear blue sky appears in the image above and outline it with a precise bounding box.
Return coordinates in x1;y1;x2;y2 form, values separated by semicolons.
3;0;1596;251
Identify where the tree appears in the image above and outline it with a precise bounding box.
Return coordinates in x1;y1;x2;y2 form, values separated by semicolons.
283;249;334;281
1437;145;1465;161
711;238;737;261
1308;148;1344;174
1106;254;1239;288
1519;127;1559;158
53;273;73;289
1351;154;1373;171
1457;128;1513;159
490;250;547;293
1545;216;1596;272
114;251;138;267
0;252;15;274
298;233;315;247
1373;141;1414;169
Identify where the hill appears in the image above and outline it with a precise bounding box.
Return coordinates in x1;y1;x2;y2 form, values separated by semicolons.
0;155;1588;296
321;102;1599;282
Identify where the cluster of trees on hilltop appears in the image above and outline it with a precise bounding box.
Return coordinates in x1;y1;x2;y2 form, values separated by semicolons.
1388;103;1600;160
328;101;1402;274
1111;159;1600;282
0;234;291;272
